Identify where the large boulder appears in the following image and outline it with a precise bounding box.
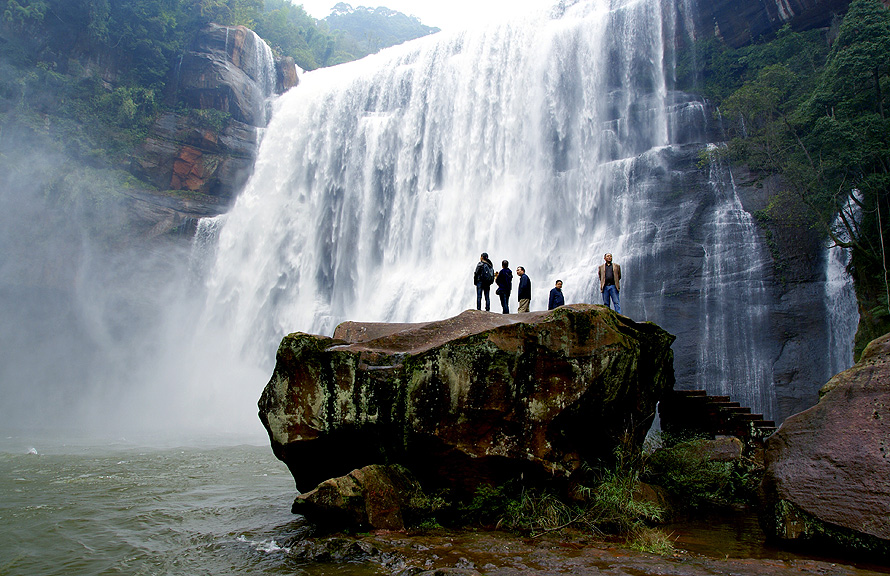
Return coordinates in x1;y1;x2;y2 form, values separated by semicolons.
759;332;890;556
259;304;675;498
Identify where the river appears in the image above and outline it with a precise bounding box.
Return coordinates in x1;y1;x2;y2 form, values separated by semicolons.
2;436;888;576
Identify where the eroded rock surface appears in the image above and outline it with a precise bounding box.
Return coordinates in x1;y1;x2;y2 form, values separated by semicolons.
131;23;299;210
259;305;675;498
695;0;851;48
760;332;890;556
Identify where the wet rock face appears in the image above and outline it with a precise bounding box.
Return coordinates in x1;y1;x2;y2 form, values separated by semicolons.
760;332;890;555
175;24;275;126
695;0;851;48
132;111;259;202
130;24;299;209
258;305;675;496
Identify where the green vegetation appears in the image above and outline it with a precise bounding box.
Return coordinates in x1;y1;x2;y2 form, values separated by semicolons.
448;470;672;554
0;0;439;163
680;0;890;355
643;435;761;509
0;0;440;240
439;433;763;554
256;0;438;70
324;2;438;58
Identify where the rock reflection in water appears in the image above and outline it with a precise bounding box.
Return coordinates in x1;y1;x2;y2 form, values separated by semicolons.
666;510;890;571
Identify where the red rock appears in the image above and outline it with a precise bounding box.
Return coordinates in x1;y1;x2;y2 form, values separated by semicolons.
760;332;890;555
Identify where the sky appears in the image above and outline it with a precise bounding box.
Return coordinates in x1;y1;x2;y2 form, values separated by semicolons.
296;0;553;31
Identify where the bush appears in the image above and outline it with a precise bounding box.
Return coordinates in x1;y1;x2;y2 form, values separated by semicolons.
643;434;761;509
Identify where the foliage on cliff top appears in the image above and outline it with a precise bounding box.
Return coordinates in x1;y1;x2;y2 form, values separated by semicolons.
0;0;440;173
682;0;890;356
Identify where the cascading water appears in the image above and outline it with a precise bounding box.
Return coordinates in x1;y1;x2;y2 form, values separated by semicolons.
826;195;860;376
695;145;774;416
189;0;855;424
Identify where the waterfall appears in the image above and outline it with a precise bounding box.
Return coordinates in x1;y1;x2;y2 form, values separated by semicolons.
189;0;848;423
695;144;774;416
826;196;860;376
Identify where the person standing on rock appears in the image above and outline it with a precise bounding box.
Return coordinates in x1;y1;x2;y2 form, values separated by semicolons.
548;279;565;310
598;252;621;314
516;266;531;312
473;252;495;311
495;260;513;314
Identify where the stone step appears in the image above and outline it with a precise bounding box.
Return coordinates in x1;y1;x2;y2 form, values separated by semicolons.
722;406;752;414
672;389;708;396
710;401;741;409
708;395;732;403
754;420;776;428
736;413;764;421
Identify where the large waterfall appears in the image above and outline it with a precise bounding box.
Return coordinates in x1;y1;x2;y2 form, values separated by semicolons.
184;0;856;425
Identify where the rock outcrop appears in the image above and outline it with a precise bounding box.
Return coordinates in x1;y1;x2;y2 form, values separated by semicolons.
292;464;431;531
759;332;890;556
130;24;299;212
174;23;278;127
259;305;675;500
131;111;259;202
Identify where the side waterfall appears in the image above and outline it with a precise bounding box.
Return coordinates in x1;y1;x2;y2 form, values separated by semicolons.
192;0;856;423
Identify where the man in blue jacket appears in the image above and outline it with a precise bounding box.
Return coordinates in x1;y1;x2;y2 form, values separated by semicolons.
495;260;513;314
548;280;565;310
516;266;531;312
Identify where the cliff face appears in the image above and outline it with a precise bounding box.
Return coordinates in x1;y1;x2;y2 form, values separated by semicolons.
694;0;852;47
130;24;298;216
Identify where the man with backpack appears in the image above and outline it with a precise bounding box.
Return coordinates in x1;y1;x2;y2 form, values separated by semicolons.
473;252;495;311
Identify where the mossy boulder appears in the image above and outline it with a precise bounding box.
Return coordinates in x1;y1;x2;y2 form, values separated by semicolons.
259;304;675;498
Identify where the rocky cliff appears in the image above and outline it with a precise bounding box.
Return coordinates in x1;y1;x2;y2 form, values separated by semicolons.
258;305;675;500
130;24;298;217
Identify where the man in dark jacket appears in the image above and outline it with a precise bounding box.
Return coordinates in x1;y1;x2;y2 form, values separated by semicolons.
516;266;531;312
548;280;565;310
473;252;494;311
495;260;513;314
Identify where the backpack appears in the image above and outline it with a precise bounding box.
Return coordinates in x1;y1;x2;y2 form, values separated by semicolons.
481;262;494;286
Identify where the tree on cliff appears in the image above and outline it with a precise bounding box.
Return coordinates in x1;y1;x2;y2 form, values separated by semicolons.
798;0;890;341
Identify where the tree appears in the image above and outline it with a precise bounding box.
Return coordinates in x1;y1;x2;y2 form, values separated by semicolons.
800;0;890;338
707;1;890;353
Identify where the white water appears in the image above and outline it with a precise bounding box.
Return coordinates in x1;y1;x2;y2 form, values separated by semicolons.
695;145;774;416
826;196;860;376
0;0;863;439
200;0;688;357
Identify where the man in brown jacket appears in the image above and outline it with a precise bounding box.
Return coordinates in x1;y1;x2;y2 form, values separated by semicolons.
598;253;621;314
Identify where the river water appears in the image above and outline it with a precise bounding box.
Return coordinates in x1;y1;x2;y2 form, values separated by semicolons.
3;437;888;576
0;436;311;575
